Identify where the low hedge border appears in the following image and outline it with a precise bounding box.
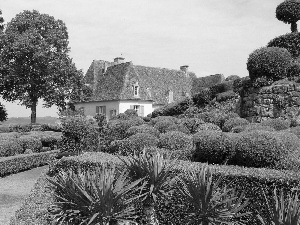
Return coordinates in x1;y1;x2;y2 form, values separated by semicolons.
48;152;300;223
0;150;59;177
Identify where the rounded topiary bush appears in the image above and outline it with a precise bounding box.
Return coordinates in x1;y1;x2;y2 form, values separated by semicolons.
247;47;293;83
150;116;178;125
195;123;221;132
196;110;239;129
287;126;300;138
126;133;159;155
154;120;178;133
223;117;250;132
158;131;193;160
192;131;235;164
177;117;205;134
230;131;291;170
268;32;300;58
126;124;160;138
231;123;275;133
261;118;291;131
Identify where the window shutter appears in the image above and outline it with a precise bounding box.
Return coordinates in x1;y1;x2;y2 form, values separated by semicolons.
130;105;134;109
96;106;99;114
103;106;106;115
140;106;144;117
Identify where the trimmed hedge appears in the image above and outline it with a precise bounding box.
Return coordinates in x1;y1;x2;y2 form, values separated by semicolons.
177;117;205;134
193;131;235;164
231;123;275;133
18;136;43;153
222;117;250;132
196;110;239;129
195;122;221;132
261;118;291;131
154;120;178;133
158;131;193;160
0;150;58;177
230;130;300;170
247;47;293;83
126;124;160;137
45;152;300;225
0;139;23;157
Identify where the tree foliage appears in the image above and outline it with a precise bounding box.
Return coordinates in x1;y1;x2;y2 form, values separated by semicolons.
276;0;300;32
0;10;4;32
0;10;82;123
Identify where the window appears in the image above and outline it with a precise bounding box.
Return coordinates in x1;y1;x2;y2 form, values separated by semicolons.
168;90;174;103
110;109;117;118
96;106;106;115
133;82;139;97
130;105;144;117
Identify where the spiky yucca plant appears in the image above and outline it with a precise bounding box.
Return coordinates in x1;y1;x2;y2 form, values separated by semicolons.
118;151;178;225
176;164;250;225
258;187;300;225
46;166;146;225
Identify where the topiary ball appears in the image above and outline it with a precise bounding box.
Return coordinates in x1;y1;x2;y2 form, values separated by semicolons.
261;118;291;131
126;124;160;138
195;123;222;132
192;131;235;164
158;131;193;160
247;47;293;83
222;117;249;132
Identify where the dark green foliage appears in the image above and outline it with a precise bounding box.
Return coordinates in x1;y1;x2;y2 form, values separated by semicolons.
268;32;300;58
233;76;251;94
126;124;160;138
276;0;300;32
153;119;178;133
41;123;62;132
192;131;235;164
158;131;193;160
0;150;58;177
191;74;225;95
181;106;201;118
247;47;293;83
150;116;178;125
287;126;300;138
0;9;4;32
209;81;234;98
192;88;213;108
222;117;250;132
151;97;193;118
0;102;7;122
216;90;237;102
178;117;205;134
60;115;99;154
124;109;138;117
0;10;81;123
261;118;291;131
286;60;300;79
230;131;295;170
8;124;32;132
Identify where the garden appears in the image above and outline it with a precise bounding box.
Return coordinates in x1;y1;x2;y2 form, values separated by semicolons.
4;0;300;224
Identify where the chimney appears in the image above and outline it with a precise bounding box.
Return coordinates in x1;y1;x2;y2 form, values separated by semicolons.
114;57;125;64
180;65;189;73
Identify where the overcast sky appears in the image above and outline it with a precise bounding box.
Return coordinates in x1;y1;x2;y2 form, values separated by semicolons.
0;0;291;117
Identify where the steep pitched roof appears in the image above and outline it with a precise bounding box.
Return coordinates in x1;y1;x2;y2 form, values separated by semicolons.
89;60;196;105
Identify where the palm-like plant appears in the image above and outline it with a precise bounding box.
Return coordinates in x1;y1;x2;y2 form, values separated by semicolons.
258;187;300;225
176;164;250;225
118;151;179;225
46;166;146;225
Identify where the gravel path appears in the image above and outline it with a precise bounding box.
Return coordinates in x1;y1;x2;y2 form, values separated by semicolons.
0;166;48;225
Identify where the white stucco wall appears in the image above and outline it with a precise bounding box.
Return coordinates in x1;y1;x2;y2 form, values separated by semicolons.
74;101;119;119
119;100;153;117
74;100;154;119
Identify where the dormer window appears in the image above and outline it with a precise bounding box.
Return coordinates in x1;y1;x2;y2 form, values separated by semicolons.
133;82;139;97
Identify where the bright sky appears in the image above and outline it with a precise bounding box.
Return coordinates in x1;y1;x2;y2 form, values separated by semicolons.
0;0;291;117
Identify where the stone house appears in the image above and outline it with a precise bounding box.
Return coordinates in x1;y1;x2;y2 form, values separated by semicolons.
74;57;196;119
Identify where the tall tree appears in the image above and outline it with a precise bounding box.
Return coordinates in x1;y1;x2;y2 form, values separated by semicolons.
0;10;4;32
0;10;80;123
276;0;300;33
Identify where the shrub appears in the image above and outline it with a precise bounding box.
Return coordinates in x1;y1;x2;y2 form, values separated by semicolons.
178;117;205;134
181;106;201;118
158;131;193;160
233;76;250;94
192;131;235;164
223;117;250;132
247;47;293;83
0;139;24;157
124;109;138;117
40;135;60;149
209;81;234;98
225;75;240;81
9;124;32;132
126;124;160;138
230;131;293;170
195;123;222;132
268;31;300;58
261;118;291;131
150;116;178;125
196;110;239;129
41;123;62;132
287;126;300;138
0;150;58;177
154;120;178;133
18;136;43;153
231;123;275;133
216;90;237;102
192;88;213;108
60;115;99;154
287;60;300;79
0;125;10;133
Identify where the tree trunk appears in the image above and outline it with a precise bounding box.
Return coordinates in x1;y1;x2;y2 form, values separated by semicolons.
144;203;159;225
291;21;298;33
31;100;37;124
